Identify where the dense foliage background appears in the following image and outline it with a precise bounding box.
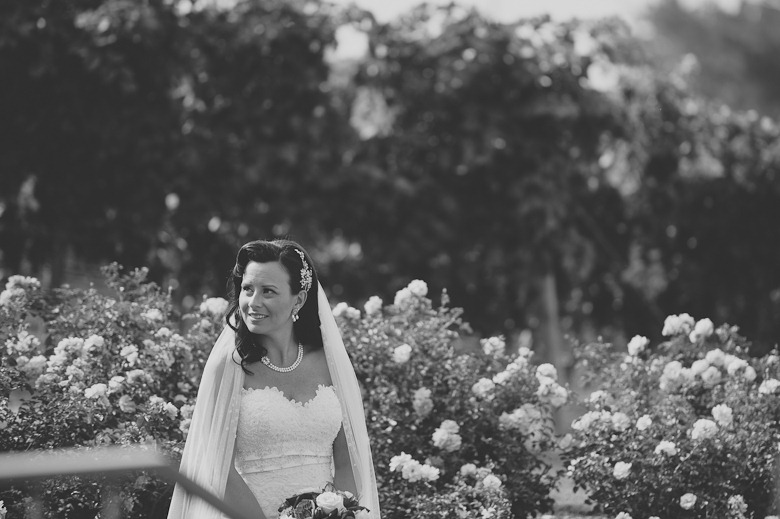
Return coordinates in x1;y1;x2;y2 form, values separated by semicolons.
1;0;779;373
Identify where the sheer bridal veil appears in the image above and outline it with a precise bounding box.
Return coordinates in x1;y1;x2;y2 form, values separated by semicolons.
167;283;381;519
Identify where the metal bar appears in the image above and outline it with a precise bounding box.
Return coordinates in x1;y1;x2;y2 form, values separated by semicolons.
0;446;255;519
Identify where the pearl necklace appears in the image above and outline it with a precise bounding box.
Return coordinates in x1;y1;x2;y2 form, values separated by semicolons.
261;343;304;373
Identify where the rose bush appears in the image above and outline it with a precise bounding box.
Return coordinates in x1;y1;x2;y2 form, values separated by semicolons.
334;280;569;518
0;265;223;518
1;271;569;518
565;314;780;519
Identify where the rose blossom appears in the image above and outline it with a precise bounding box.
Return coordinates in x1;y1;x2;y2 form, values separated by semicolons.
680;493;697;510
481;336;506;356
627;335;649;356
471;378;495;399
460;463;477;477
481;474;502;490
118;395;136;413
392;344;412;364
199;297;228;316
164;402;179;419
636;415;652;431
611;412;631;432
536;363;558;381
407;279;428;297
412;387;434;417
689;318;714;342
690;359;710;376
662;313;695;336
690;418;718;441
363;296;383;316
705;348;726;366
613;461;631;480
759;379;780;394
432;420;462;452
712;404;733;427
654;440;678;456
700;366;722;388
315;492;344;513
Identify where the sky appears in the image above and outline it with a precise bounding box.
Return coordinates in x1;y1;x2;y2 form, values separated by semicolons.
327;0;746;23
324;0;749;59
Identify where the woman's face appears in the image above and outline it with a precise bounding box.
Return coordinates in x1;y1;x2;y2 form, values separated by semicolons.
239;261;303;337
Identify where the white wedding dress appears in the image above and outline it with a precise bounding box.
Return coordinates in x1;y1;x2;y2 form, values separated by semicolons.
234;384;343;519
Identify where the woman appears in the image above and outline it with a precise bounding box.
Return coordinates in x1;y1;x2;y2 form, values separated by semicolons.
167;239;380;519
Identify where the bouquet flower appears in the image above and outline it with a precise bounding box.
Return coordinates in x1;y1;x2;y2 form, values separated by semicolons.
278;484;369;519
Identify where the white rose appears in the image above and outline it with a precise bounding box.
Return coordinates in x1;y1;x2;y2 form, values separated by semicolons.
572;411;601;432
389;452;412;472
392;344;412;364
120;345;140;366
363;296;383;316
636;415;652;431
680;493;697;510
84;383;108;399
432;420;462;452
407;279;428;297
412;387;433;417
546;384;568;407
611;412;631;432
481;336;506;356
662;313;695;336
460;463;477;477
712;404;733;427
690;418;718;441
759;379;780;394
118;395;136;413
332;302;349;317
654;440;678;456
393;288;414;308
705;348;726;366
142;308;164;322
471;378;495;399
689;318;714;342
613;461;631;480
690;359;710;376
199;297;228;317
627;335;649;356
164;402;179;419
700;366;722;388
663;360;683;380
315;492;344;513
481;474;502;490
536;363;558;381
725;357;748;376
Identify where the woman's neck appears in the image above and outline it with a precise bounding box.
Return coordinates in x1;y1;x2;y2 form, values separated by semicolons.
258;330;298;364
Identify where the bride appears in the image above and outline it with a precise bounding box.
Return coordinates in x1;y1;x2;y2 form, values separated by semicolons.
167;239;381;519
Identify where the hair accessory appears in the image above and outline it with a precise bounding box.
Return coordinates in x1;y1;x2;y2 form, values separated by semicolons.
295;249;313;292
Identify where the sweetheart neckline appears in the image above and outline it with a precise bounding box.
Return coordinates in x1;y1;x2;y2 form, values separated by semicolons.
240;383;334;408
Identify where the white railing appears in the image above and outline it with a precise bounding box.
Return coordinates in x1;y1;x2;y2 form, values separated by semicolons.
0;445;253;519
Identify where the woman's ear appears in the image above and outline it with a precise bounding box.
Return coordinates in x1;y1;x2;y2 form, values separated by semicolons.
295;289;308;311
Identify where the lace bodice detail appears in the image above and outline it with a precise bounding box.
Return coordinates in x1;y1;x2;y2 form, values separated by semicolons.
234;384;342;518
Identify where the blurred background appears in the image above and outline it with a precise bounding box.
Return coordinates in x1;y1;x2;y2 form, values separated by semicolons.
1;0;779;367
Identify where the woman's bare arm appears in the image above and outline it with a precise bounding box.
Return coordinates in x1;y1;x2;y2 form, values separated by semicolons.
225;443;267;519
333;426;358;496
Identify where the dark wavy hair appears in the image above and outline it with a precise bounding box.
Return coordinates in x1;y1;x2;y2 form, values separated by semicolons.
225;239;322;374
